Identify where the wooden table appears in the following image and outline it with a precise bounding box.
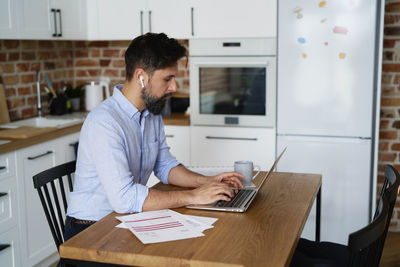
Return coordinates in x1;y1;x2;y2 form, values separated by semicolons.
60;171;321;267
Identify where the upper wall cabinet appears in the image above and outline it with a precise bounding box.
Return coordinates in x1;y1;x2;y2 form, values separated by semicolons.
147;0;191;39
0;0;276;40
94;0;191;40
0;0;19;38
0;0;88;40
190;0;277;38
96;0;146;40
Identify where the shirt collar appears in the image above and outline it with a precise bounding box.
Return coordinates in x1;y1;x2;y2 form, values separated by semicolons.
113;84;149;120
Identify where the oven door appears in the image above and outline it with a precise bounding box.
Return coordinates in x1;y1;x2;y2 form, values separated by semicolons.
189;56;276;128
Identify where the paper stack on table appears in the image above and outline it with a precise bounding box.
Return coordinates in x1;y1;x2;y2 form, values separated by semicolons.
116;209;218;244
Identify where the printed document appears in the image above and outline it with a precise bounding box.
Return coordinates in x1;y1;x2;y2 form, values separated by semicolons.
116;209;217;244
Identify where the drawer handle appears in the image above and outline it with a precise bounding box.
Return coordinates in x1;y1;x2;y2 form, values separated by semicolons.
0;192;7;198
27;151;53;160
0;244;10;251
166;135;175;138
205;136;258;141
0;166;5;170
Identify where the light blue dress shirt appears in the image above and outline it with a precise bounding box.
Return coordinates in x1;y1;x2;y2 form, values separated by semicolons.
67;85;180;221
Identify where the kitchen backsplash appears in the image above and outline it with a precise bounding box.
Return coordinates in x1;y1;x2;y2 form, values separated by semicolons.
0;39;189;121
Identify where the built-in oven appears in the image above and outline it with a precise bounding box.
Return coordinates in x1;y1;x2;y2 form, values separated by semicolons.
189;38;276;128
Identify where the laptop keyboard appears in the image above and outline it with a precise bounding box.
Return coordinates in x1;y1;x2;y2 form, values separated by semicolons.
213;189;254;208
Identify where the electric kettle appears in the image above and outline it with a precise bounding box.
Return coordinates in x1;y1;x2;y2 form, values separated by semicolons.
85;81;111;111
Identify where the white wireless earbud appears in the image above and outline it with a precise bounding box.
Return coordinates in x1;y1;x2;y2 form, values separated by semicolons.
139;76;145;88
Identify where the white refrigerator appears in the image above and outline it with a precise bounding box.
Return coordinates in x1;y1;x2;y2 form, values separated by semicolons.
276;0;384;244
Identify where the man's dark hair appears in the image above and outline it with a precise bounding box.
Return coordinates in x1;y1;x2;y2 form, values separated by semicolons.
125;33;187;81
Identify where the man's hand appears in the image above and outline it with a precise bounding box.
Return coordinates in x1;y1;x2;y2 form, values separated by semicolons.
190;182;235;205
208;172;245;193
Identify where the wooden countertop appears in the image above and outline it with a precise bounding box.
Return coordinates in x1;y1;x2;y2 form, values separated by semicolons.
0;113;190;155
0;123;83;155
162;113;190;126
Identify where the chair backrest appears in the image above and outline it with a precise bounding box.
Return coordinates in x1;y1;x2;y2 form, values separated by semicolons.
374;165;400;221
347;197;390;267
373;165;400;264
32;160;76;251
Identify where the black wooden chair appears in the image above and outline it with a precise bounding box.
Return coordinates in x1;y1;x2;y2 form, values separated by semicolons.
32;160;76;251
290;164;400;267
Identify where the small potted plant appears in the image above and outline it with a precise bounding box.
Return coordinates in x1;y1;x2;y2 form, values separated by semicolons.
65;84;85;111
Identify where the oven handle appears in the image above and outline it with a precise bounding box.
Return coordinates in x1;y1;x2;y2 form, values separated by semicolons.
205;136;258;141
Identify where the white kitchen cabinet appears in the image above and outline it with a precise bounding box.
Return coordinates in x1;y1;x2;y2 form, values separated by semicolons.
13;132;79;267
190;126;275;170
147;125;190;187
164;125;190;165
48;0;88;39
2;0;88;39
56;132;80;163
0;152;20;267
17;140;58;267
0;0;20;38
147;0;191;39
96;0;146;40
18;0;52;39
95;0;190;40
0;227;21;267
190;0;277;38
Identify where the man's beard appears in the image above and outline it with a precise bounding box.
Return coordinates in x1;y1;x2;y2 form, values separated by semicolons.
141;85;171;115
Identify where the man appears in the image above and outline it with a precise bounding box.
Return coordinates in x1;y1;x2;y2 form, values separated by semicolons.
65;33;244;240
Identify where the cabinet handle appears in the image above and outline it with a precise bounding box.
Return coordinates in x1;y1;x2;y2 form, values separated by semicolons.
205;136;258;141
148;10;152;32
0;192;7;198
57;9;62;37
0;244;10;251
0;166;5;170
165;135;174;138
51;8;57;37
191;7;194;36
140;11;144;35
27;151;53;160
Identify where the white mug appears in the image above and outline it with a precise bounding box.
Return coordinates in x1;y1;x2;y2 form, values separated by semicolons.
234;160;260;187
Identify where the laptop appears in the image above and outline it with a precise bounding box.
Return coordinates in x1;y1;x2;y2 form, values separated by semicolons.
186;147;287;212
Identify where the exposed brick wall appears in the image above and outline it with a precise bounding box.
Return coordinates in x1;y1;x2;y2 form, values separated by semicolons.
380;0;400;231
0;39;189;120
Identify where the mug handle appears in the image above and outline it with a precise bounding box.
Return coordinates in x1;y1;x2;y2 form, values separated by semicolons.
252;165;261;180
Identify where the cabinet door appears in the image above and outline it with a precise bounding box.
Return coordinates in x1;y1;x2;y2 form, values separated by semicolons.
190;0;276;38
17;142;57;267
0;0;20;38
56;132;80;163
190;126;275;170
164;126;190;166
97;0;146;40
19;0;52;39
147;0;191;39
0;227;21;267
50;0;88;39
147;125;190;187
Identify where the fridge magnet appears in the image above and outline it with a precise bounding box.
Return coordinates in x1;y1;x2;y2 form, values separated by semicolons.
339;52;346;59
321;18;327;23
324;42;329;46
319;1;327;8
302;53;307;58
297;37;306;44
333;26;348;35
293;7;303;19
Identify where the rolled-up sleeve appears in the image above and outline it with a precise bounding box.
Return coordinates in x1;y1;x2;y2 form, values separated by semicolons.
87;117;149;213
153;120;180;184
